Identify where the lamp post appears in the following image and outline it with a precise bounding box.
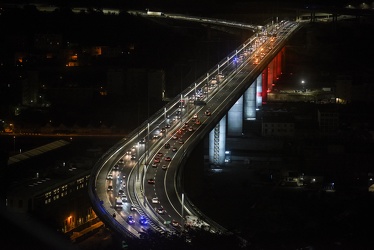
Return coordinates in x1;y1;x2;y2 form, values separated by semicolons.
301;80;305;92
13;136;16;154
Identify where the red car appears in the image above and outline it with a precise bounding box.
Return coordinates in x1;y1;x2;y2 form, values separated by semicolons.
148;179;155;184
165;156;171;161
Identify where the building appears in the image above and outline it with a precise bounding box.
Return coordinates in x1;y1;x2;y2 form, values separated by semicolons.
5;140;101;240
261;114;295;137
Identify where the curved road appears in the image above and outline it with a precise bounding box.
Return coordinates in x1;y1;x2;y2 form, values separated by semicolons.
88;19;302;240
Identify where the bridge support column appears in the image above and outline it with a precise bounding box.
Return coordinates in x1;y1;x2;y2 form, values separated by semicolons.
262;67;268;104
267;60;274;92
244;80;257;120
256;74;263;109
209;115;226;166
262;48;285;104
227;96;243;136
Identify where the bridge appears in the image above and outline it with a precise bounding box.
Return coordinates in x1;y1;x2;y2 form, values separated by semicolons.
127;10;263;31
88;12;302;241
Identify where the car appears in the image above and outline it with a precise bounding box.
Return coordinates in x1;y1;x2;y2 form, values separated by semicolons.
195;119;201;125
152;163;158;168
127;215;135;224
148;179;155;184
139;216;148;225
188;126;194;132
131;154;136;160
165;156;171;161
157;207;166;214
154;157;160;163
172;147;178;152
121;195;128;202
115;197;123;209
160;127;166;133
157;152;163;157
165;123;171;128
130;205;136;211
139;138;146;144
118;189;125;196
162;165;167;170
152;197;160;204
205;110;211;116
178;139;184;144
193;114;198;119
107;185;113;191
164;143;170;149
172;220;179;227
172;135;178;140
118;159;124;164
107;173;113;180
210;77;217;84
152;134;160;139
113;164;119;170
126;150;132;155
217;73;225;80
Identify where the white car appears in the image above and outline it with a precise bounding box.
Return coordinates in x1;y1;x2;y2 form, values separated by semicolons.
157;207;166;214
121;195;128;202
152;197;160;204
172;220;179;227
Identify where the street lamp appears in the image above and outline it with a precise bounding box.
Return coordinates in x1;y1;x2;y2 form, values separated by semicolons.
301;80;305;92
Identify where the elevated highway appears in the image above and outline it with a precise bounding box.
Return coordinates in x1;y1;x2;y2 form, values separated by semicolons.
88;15;302;241
127;10;263;31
